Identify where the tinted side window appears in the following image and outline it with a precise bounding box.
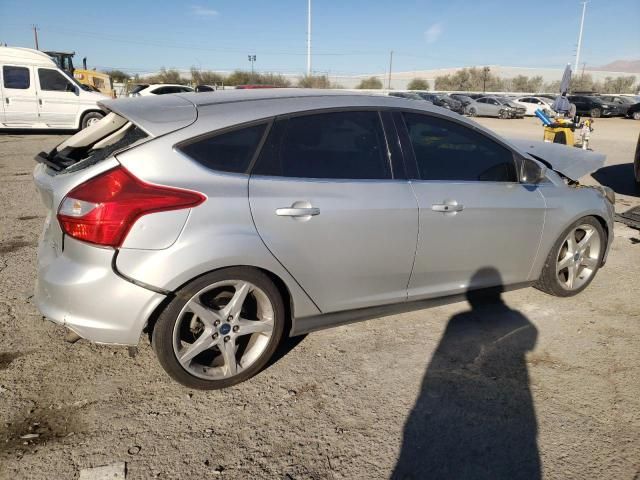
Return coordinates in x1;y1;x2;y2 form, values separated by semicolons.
38;69;73;91
178;124;266;173
403;112;516;182
3;66;30;89
253;111;391;180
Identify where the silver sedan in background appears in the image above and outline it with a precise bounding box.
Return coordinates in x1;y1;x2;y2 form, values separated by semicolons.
33;90;614;389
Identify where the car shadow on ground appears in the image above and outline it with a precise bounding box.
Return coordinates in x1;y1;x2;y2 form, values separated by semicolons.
592;163;640;198
392;267;541;480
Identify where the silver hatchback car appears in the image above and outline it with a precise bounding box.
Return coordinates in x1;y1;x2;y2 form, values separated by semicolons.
33;89;615;389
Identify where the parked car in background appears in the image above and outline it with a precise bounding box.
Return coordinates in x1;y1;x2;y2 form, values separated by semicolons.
415;92;464;114
626;102;640;120
471;96;512;118
0;46;108;130
513;96;556;117
600;95;636;116
32;89;614;389
567;95;620;118
494;97;526;118
448;93;478;115
389;91;427;101
195;84;216;92
128;84;195;97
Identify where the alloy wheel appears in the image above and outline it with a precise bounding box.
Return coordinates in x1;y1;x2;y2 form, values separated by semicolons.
555;224;602;291
172;280;275;380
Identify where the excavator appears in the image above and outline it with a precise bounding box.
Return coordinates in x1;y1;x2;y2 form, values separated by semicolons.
45;51;115;97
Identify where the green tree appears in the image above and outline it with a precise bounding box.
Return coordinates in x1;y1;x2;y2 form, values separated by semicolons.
356;76;383;89
143;67;188;85
602;75;637;93
190;68;225;86
102;69;130;82
407;78;430;90
434;67;504;92
297;74;331;88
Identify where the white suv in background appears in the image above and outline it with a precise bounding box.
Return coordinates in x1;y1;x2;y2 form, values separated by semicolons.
128;84;195;97
0;46;108;130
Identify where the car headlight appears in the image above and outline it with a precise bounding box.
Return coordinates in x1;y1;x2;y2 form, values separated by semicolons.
595;186;615;204
601;105;610;109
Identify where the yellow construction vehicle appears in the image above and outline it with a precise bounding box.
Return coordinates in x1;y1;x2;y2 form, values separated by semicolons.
45;51;115;97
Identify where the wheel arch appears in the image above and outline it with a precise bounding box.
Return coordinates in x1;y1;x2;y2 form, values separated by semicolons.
144;264;296;341
77;108;106;129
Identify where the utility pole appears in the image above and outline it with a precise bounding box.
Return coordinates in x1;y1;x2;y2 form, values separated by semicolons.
307;0;312;76
582;62;586;79
248;55;256;83
32;24;39;50
387;50;393;89
575;1;587;73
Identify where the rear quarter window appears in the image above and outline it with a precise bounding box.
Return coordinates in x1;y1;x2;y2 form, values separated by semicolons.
3;66;30;89
177;124;267;174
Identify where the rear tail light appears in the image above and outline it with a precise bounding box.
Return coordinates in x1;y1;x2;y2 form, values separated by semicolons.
57;166;205;247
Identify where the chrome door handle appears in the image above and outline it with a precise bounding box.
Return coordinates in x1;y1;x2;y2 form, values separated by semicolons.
276;207;320;217
432;202;464;213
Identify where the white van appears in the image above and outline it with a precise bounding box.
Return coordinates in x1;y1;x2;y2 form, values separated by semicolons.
0;46;108;130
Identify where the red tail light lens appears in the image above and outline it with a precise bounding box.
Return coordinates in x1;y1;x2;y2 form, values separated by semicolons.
57;166;205;247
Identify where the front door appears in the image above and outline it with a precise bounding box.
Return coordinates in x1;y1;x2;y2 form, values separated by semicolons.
397;111;546;299
249;110;418;313
36;67;79;127
1;65;38;126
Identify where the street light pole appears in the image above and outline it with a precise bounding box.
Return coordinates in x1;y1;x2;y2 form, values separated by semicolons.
248;55;256;83
575;1;587;73
307;0;312;76
482;66;490;93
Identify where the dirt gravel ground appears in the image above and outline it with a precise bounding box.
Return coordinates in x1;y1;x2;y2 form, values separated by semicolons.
1;117;639;480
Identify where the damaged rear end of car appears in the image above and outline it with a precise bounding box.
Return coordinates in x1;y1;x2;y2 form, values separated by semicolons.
33;95;202;345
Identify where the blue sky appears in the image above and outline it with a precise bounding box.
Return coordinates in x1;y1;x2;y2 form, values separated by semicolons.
1;0;638;75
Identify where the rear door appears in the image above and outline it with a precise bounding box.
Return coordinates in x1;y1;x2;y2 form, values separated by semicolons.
397;111;546;298
249;110;418;313
1;65;38;125
36;67;79;127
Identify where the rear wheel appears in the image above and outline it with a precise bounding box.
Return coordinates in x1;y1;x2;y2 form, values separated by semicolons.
80;111;104;129
153;267;285;389
590;108;601;118
535;217;605;297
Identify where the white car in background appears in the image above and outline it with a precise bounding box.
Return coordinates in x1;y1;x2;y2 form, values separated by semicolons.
128;84;194;97
513;96;556;117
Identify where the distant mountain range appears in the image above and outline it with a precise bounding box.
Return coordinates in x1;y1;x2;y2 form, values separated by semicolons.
589;60;640;74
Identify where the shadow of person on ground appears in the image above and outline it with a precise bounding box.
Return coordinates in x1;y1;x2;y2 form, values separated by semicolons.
592;163;640;197
392;267;540;480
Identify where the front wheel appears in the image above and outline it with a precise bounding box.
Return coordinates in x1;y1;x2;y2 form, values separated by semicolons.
499;109;509;119
80;111;104;129
534;217;605;297
467;107;477;117
590;108;602;118
152;267;285;389
633;111;640;121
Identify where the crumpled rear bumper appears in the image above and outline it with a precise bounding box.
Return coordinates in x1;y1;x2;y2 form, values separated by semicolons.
35;235;166;346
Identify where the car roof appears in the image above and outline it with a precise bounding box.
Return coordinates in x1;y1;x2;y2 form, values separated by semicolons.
0;46;57;67
101;88;468;137
148;84;192;88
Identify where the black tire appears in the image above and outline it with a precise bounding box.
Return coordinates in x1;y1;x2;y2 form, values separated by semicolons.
534;216;606;297
80;111;104;129
590;108;601;118
152;267;286;389
468;107;477;117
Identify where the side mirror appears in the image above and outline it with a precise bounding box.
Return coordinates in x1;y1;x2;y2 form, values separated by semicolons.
520;157;547;184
